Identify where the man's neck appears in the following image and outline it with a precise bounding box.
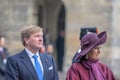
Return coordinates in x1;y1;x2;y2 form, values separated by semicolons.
25;46;39;54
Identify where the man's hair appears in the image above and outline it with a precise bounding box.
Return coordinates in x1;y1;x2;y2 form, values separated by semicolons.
0;35;5;41
20;25;43;46
0;35;5;39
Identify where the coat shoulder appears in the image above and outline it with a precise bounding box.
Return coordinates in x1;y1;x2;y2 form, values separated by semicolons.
7;50;25;61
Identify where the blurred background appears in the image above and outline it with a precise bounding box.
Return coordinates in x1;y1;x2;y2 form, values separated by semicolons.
0;0;120;79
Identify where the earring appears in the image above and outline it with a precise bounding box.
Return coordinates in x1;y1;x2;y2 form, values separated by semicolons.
86;54;88;59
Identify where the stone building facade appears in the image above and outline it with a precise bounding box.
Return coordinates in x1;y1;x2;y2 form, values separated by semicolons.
0;0;120;79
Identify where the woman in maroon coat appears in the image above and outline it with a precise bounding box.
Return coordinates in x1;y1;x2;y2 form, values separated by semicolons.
66;31;115;80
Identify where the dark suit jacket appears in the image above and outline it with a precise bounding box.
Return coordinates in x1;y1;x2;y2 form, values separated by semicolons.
0;48;9;79
5;49;59;80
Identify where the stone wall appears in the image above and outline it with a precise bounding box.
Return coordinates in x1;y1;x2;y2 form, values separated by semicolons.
0;0;36;54
0;0;120;79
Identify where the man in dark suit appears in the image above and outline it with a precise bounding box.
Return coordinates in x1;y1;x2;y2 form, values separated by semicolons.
6;25;59;80
0;35;9;80
56;30;64;72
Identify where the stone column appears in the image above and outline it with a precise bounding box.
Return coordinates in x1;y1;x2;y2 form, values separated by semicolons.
111;0;120;78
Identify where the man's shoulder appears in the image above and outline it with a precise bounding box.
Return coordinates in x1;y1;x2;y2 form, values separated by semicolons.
41;52;53;59
8;50;25;61
40;52;54;63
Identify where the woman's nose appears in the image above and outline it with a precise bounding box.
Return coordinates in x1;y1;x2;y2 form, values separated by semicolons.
98;48;101;53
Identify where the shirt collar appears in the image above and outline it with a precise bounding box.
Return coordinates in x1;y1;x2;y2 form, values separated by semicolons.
0;47;3;52
25;47;40;58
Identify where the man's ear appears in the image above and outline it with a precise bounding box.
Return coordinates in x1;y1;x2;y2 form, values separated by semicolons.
24;38;29;44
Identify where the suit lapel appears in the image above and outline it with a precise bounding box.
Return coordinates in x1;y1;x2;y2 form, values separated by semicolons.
39;53;50;80
20;50;38;80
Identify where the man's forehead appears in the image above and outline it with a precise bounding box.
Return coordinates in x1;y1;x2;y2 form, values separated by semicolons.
31;32;43;35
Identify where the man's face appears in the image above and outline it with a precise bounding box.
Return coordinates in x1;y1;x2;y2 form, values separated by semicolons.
0;37;5;47
47;45;54;53
25;32;43;50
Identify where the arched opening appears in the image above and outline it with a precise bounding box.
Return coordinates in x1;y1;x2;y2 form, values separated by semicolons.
56;3;66;72
35;0;66;76
37;5;43;27
57;3;66;34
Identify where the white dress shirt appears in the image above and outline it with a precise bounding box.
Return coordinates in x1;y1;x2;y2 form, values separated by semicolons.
25;48;44;74
0;47;7;64
0;47;3;52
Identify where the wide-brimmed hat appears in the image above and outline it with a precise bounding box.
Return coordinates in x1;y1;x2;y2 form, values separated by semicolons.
75;31;107;61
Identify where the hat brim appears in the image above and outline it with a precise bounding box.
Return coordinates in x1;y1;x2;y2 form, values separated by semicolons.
75;31;107;62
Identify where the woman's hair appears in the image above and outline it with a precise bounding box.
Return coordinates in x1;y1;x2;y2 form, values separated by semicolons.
80;55;86;62
20;25;43;46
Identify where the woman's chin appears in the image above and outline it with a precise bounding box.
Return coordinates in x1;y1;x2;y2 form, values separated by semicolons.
89;57;99;60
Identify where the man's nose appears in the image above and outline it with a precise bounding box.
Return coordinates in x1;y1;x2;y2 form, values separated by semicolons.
39;37;43;41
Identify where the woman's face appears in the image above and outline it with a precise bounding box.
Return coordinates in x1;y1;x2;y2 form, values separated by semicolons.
87;45;102;60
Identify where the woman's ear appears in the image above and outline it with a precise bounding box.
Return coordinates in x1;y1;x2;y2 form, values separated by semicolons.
85;54;88;59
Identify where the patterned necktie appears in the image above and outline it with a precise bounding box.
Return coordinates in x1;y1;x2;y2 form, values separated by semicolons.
33;55;43;80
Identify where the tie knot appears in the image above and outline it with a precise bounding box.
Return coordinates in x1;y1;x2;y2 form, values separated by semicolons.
33;55;38;60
